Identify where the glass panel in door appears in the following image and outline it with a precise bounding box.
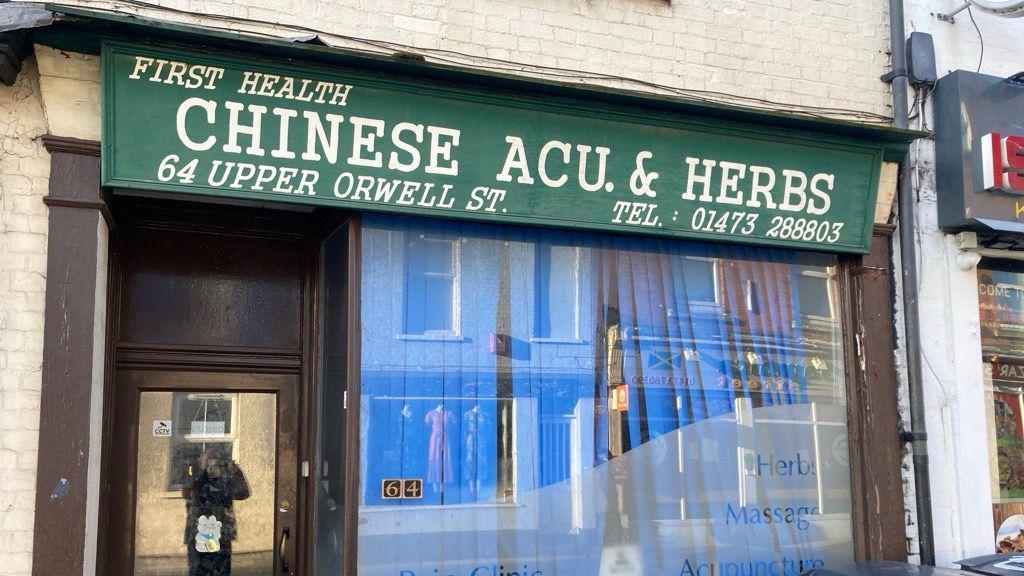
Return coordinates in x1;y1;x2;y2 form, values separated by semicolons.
133;391;278;576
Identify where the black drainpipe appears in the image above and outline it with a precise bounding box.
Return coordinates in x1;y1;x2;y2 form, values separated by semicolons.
0;32;32;86
887;0;936;565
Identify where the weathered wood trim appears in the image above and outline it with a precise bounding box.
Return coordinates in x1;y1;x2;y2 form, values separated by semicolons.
839;254;870;560
344;216;362;576
42;197;108;211
41;135;101;156
32;147;108;576
848;229;908;560
113;346;303;372
42;138;113;227
873;223;897;237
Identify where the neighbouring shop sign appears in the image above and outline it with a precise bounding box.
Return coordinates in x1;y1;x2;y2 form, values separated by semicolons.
102;43;885;252
935;70;1024;232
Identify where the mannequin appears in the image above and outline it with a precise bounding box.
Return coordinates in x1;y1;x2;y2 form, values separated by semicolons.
425;403;454;492
463;405;482;495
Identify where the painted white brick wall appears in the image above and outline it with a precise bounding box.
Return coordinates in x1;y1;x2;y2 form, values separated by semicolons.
898;3;1024;566
47;0;896;118
905;5;1022;79
0;56;49;576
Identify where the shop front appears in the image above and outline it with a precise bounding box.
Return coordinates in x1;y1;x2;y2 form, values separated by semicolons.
26;17;914;576
934;70;1024;551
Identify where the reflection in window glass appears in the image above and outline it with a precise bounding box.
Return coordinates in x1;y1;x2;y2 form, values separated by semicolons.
979;263;1024;539
316;225;350;575
682;257;718;303
359;215;852;576
134;390;276;576
404;235;457;334
167;393;236;491
796;272;833;319
534;245;580;340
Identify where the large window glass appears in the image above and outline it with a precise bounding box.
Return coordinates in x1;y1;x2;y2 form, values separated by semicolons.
359;215;852;575
979;262;1024;543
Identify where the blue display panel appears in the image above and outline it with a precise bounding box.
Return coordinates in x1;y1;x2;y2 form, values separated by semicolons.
358;215;852;575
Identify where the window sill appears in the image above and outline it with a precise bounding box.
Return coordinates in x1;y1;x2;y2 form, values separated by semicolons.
528;337;589;345
361;501;522;513
396;333;469;343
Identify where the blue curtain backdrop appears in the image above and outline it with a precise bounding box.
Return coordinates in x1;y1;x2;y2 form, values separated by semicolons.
357;214;850;576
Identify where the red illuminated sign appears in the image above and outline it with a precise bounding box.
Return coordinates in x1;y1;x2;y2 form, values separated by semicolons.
980;132;1024;194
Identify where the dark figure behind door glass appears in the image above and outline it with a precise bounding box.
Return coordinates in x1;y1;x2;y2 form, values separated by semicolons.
183;445;251;576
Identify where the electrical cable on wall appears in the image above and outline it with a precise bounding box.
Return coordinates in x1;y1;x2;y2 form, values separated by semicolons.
49;0;897;125
966;5;986;73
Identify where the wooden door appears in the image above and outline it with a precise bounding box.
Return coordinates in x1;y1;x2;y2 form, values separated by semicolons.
101;200;315;576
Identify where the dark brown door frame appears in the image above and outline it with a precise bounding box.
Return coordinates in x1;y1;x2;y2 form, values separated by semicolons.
105;370;301;575
97;197;335;576
343;218;362;576
843;224;908;561
298;213;362;576
302;211;360;576
32;136;108;576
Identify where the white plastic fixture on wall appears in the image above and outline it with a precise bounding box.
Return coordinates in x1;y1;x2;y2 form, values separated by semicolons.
939;0;1024;21
971;0;1024;16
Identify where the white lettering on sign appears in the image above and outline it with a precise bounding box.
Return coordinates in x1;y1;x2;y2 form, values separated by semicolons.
114;47;880;251
236;71;353;106
388;123;424;173
681;156;835;218
301;110;345;163
1000;363;1024;380
539;141;571;188
979;282;1024;298
425;127;460;176
173;99;463;178
980;132;1024;194
128;56;225;89
495;138;612;192
332;173;457;209
348;117;386;168
177;98;217;151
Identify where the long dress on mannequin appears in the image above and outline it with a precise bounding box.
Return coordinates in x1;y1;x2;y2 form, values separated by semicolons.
425;405;454;491
463;404;493;498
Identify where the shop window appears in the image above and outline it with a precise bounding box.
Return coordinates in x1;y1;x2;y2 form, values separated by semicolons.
403;234;459;336
166;392;236;492
979;263;1024;542
355;215;852;575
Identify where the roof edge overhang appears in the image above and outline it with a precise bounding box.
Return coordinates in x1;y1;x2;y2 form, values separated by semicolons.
29;4;924;161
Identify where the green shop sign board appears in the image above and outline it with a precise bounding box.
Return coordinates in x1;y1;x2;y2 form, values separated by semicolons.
102;42;885;253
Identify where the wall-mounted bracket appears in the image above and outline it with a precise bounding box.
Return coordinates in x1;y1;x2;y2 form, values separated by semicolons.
937;2;971;22
955;230;1024;269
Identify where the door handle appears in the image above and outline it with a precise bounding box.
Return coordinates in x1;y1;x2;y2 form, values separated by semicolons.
279;527;290;575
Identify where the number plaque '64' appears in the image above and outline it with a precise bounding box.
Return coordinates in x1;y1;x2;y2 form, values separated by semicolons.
381;478;423;499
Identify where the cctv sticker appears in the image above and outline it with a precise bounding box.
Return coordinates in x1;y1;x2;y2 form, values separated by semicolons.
152;420;172;437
